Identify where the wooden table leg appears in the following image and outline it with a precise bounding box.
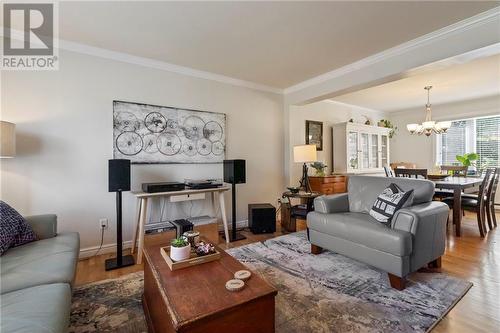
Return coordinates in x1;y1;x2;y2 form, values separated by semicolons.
453;188;462;237
136;197;148;265
218;191;230;243
211;192;218;216
131;198;142;254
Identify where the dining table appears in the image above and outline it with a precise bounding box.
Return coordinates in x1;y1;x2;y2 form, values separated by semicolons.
432;176;483;237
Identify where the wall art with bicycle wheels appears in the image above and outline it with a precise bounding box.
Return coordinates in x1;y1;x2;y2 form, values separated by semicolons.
113;100;226;164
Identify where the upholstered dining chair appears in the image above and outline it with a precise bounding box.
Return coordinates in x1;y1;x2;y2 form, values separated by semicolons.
443;169;493;237
394;168;428;179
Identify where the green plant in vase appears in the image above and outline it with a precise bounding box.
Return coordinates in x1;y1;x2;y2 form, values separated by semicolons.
455;153;478;175
455;153;478;167
310;161;327;177
170;237;190;262
171;237;189;247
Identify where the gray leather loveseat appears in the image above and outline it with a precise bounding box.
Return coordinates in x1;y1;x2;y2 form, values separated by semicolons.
307;176;449;290
0;214;80;333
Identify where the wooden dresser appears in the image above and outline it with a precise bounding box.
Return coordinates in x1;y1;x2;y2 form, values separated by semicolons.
309;175;347;195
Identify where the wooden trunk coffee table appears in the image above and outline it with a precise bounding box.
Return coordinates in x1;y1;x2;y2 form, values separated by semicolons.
142;242;277;333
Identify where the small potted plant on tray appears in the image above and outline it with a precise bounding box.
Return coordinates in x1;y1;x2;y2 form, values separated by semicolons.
170;237;191;262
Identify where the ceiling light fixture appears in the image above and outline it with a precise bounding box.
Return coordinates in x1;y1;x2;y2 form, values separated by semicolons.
406;86;451;136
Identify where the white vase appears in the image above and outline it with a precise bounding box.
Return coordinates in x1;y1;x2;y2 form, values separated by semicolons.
170;244;191;262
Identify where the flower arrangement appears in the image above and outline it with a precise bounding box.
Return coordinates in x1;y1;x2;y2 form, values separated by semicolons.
310;161;327;177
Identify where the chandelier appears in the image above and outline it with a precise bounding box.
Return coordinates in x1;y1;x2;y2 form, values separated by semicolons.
406;86;451;136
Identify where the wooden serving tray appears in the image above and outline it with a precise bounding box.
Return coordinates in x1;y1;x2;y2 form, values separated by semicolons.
160;241;221;271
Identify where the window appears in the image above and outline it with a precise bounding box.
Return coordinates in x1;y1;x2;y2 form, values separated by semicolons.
436;115;499;171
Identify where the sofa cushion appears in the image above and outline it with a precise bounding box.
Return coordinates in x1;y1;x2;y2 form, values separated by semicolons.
0;232;79;294
307;211;412;256
348;176;435;214
369;183;414;223
1;283;71;333
0;201;37;255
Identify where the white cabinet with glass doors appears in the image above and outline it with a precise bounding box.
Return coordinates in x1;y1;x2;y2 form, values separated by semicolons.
332;122;391;174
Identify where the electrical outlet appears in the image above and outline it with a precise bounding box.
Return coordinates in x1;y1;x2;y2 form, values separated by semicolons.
99;218;108;229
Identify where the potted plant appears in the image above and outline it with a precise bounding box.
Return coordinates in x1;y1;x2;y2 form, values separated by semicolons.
378;119;397;138
170;237;191;262
455;153;478;174
310;161;327;176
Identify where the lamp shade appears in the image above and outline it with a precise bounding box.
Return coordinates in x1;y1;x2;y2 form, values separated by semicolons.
293;144;317;163
0;121;16;158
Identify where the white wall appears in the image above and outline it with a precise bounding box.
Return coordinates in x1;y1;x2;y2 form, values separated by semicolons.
288;100;386;184
388;95;500;168
0;50;284;251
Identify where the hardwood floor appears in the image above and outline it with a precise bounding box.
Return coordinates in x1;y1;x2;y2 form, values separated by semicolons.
75;212;499;332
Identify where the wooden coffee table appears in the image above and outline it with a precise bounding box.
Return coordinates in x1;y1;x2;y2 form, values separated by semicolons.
142;242;278;333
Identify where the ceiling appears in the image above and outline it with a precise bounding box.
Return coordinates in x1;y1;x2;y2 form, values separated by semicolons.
56;1;499;89
332;54;500;112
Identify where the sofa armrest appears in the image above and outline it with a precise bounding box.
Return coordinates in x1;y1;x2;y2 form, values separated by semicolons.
391;202;449;271
314;193;349;214
391;202;449;235
24;214;57;240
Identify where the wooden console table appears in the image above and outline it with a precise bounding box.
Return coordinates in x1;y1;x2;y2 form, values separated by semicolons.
309;175;346;195
131;187;230;265
142;242;277;332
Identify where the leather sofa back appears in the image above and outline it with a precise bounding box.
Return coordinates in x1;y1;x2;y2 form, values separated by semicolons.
348;176;435;213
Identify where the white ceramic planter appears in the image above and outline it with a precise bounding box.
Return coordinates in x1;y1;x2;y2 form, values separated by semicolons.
170;244;191;262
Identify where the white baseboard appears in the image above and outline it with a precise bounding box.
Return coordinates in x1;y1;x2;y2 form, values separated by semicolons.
79;240;133;259
79;220;249;259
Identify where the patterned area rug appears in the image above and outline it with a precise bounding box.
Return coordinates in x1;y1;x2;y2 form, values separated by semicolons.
69;232;472;333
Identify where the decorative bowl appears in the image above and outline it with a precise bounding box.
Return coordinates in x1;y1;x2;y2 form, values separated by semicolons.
427;174;449;180
287;186;300;194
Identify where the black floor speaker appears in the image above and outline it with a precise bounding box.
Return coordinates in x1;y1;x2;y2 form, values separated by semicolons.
248;203;276;234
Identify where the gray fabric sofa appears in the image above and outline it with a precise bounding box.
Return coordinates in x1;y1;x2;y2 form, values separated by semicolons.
307;176;449;290
1;214;80;333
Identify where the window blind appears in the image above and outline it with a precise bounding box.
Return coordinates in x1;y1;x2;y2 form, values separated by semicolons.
476;116;500;169
436;115;499;170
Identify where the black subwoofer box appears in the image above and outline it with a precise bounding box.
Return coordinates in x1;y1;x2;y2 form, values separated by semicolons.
248;203;276;234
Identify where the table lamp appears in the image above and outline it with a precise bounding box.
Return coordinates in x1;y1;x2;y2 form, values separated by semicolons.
0;121;16;158
293;144;317;193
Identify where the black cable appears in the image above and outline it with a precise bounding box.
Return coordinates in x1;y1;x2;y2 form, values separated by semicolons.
93;225;105;257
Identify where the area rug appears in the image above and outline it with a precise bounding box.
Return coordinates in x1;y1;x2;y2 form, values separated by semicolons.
69;231;472;333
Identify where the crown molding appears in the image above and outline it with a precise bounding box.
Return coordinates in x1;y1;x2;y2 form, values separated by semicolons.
1;29;283;95
323;99;384;115
58;39;283;95
283;6;500;95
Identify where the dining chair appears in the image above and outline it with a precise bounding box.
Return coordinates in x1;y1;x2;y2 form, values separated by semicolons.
390;162;416;170
384;165;394;177
443;169;493;237
485;167;499;230
394;168;428;179
441;165;468;177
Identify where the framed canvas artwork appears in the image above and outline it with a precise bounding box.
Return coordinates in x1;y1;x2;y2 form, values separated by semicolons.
306;120;323;151
113;100;226;164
